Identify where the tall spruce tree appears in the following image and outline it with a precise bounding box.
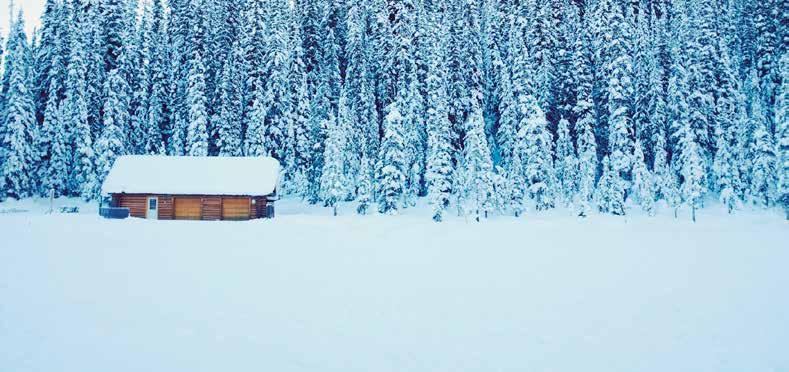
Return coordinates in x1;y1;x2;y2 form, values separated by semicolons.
2;14;35;199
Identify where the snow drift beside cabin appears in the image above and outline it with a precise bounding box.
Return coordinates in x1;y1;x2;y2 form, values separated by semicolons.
101;156;281;196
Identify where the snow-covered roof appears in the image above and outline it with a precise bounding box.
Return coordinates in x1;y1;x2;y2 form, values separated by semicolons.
101;156;280;196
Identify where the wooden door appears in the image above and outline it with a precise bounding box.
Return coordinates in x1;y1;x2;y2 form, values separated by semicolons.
174;197;202;220
222;197;251;220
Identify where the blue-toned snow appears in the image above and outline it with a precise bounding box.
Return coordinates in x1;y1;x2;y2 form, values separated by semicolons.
1;197;787;372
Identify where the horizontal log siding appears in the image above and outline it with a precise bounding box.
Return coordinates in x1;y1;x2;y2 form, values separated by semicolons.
222;197;251;220
118;195;147;218
157;196;174;220
201;197;222;221
110;194;272;220
174;197;202;220
252;197;268;219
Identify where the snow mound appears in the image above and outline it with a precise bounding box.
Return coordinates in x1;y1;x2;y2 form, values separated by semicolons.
101;155;280;196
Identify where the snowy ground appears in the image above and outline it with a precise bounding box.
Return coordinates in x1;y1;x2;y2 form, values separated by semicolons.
1;197;788;372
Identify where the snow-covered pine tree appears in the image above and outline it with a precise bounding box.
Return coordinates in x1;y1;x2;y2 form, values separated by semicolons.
520;103;555;212
143;0;169;155
676;109;706;222
595;155;616;213
575;112;597;218
41;81;69;196
345;0;378;185
377;102;407;215
129;0;153;155
631;140;656;215
307;76;330;204
64;17;97;200
463;110;495;221
508;147;526;217
84;0;107;140
214;40;245;157
712;39;743;213
185;46;209;157
754;0;780;135
286;26;312;198
356;153;374;215
1;14;35;199
33;0;69;130
748;93;777;207
320;94;345;216
602;1;635;216
572;18;598;218
263;0;291;161
775;53;789;220
653;126;680;215
777;53;788;219
95;68;129;189
245;78;269;157
555;117;576;208
424;9;453;222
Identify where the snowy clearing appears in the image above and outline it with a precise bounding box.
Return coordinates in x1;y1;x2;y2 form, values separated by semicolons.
1;198;788;372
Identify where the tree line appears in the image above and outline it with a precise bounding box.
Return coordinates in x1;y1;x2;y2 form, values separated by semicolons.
0;0;786;221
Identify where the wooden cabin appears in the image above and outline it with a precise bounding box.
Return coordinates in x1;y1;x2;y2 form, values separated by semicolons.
101;156;280;221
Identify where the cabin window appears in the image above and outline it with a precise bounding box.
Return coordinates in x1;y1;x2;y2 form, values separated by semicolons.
149;198;157;210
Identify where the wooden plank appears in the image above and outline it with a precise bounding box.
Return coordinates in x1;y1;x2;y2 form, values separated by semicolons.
222;197;251;220
157;196;174;220
202;197;222;221
174;197;201;220
119;195;148;218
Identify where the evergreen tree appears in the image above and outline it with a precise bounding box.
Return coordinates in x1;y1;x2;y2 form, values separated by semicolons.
575;111;597;218
555;117;576;207
263;0;291;161
356;153;374;215
602;1;635;216
677;111;706;222
777;53;788;219
95;68;128;188
64;18;97;199
245;79;268;156
377;102;407;214
572;20;598;218
320;92;346;215
425;10;453;222
1;14;35;199
520;103;555;212
463;110;495;221
508;148;526;217
186;49;209;157
214;41;244;157
631;140;656;215
286;28;312;198
748;96;777;207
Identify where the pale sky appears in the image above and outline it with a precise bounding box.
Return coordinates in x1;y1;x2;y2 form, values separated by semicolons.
0;0;44;40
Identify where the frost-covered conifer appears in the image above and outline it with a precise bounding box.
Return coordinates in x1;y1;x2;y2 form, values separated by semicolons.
245;79;269;157
356;153;374;215
748;97;777;207
2;15;35;199
555;117;576;207
777;54;789;219
95;69;128;188
631;140;655;215
320;105;345;215
377;103;407;214
463;111;495;221
677;115;706;222
186;49;209;157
